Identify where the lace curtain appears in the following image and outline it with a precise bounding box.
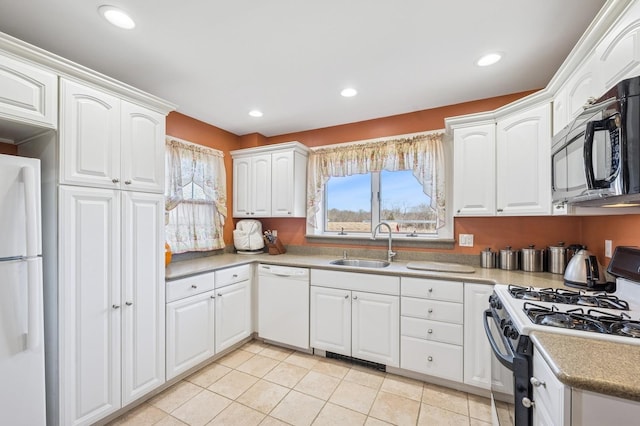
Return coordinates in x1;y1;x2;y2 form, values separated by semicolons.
307;132;446;229
165;136;227;253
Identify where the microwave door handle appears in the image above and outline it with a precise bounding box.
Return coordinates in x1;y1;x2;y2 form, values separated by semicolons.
583;120;599;189
483;309;515;370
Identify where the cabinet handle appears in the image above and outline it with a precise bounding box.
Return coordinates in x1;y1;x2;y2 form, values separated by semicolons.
191;284;198;289
427;329;433;334
530;377;546;388
428;308;433;313
124;180;132;185
427;356;433;362
125;301;133;306
521;397;535;408
112;178;120;183
112;304;120;309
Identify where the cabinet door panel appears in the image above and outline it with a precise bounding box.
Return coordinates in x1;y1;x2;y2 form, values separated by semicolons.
0;54;57;128
271;151;294;216
352;292;399;367
400;336;463;382
496;104;551;215
121;102;165;193
59;186;121;424
166;292;215;380
310;286;351;356
215;281;251;353
453;123;496;216
251;155;272;216
232;157;251;217
60;79;121;189
121;192;165;404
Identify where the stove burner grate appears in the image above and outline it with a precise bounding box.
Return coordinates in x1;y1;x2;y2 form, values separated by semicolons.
509;285;630;310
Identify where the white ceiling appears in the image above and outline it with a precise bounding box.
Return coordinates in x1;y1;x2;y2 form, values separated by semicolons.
0;1;606;137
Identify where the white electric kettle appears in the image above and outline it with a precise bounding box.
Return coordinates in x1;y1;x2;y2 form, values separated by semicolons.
563;247;615;292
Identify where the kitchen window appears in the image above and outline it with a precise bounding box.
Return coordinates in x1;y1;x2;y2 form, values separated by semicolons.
307;131;451;239
165;136;227;253
324;170;438;235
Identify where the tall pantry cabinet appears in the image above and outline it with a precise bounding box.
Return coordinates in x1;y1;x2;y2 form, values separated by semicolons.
21;76;171;426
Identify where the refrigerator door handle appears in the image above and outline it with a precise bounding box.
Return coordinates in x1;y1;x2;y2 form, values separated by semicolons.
22;166;39;258
26;260;41;351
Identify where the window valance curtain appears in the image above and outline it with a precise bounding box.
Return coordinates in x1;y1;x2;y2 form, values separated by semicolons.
165;136;227;252
307;132;446;229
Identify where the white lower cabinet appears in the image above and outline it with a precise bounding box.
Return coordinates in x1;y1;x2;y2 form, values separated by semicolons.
215;265;252;353
464;283;513;395
531;350;571;426
310;270;400;367
59;186;165;425
400;277;463;382
165;272;216;380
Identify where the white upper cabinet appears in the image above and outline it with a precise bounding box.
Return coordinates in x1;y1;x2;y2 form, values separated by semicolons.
595;0;640;91
60;78;165;193
496;103;552;216
231;142;309;218
453;123;496;216
0;53;57;130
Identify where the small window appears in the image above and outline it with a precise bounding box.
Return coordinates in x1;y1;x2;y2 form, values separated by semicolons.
323;170;437;236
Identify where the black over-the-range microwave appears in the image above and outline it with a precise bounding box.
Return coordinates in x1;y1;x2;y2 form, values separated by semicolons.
552;75;640;207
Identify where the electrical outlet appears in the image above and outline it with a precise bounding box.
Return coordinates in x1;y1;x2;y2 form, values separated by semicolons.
459;234;474;247
272;229;277;237
605;239;612;258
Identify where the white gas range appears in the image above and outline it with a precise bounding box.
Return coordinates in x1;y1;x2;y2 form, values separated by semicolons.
484;246;640;426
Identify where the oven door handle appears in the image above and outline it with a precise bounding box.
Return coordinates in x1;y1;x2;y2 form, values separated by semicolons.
483;309;515;371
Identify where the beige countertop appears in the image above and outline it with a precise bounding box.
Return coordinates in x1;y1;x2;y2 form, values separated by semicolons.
531;331;640;402
165;252;568;288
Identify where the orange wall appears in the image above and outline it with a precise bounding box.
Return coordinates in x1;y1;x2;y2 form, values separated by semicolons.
168;93;640;259
0;142;17;155
165;112;239;245
581;214;640;265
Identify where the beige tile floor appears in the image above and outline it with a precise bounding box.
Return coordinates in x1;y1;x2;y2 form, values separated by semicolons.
110;341;514;426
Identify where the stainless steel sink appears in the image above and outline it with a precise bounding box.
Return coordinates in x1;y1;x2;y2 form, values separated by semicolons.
329;259;390;268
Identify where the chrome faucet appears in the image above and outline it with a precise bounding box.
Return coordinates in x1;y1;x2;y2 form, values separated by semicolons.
372;222;396;262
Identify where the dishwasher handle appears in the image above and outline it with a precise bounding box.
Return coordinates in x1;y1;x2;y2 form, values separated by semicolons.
259;264;309;278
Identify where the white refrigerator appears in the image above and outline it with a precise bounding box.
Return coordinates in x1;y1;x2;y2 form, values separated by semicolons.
0;154;46;425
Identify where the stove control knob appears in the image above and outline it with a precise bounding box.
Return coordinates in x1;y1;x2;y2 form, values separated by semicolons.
503;324;519;340
522;397;535;409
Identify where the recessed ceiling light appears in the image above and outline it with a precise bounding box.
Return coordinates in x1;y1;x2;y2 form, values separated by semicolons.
98;5;136;29
341;88;358;97
476;53;503;67
248;110;263;117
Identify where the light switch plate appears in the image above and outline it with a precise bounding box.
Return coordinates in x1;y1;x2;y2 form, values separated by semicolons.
605;239;612;258
459;234;474;247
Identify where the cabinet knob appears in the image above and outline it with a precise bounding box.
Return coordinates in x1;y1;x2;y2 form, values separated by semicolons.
124;180;132;185
456;209;461;214
530;377;546;388
427;329;433;334
287;211;291;215
353;295;358;300
497;208;504;213
211;295;216;299
191;284;198;289
428;308;433;313
125;301;133;306
428;288;433;293
344;294;349;299
232;274;238;278
112;304;120;309
217;292;222;297
112;178;120;183
521;397;535;409
427;356;433;362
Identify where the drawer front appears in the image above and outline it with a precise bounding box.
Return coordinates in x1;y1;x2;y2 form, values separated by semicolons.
311;269;399;295
401;336;463;382
166;272;215;302
401;297;463;324
401;316;463;346
401;277;463;302
215;264;251;288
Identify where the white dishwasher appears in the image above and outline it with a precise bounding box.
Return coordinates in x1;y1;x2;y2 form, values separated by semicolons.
258;264;310;350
